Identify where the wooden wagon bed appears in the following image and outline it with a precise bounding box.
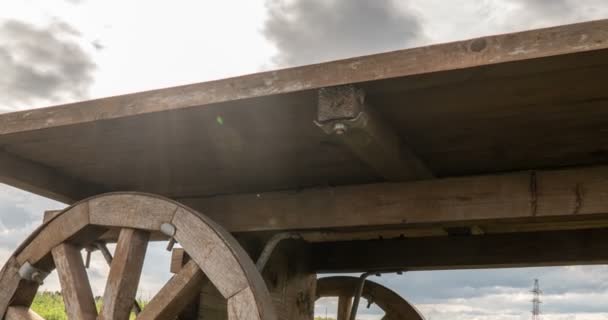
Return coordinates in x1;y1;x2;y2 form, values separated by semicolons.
2;19;608;271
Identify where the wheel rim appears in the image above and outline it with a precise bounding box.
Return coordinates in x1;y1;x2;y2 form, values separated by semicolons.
316;276;424;320
0;192;277;320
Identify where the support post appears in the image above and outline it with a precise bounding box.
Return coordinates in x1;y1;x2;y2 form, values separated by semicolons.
260;240;316;320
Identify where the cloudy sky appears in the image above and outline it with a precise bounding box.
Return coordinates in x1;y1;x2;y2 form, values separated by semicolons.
1;0;608;319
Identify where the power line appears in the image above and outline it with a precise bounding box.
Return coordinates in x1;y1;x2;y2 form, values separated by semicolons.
531;279;542;320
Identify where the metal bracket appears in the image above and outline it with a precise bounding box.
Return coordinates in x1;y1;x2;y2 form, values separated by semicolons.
255;232;302;271
18;261;48;285
315;85;433;181
161;222;178;251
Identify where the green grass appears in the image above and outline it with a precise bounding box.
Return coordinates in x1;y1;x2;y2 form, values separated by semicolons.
31;291;144;320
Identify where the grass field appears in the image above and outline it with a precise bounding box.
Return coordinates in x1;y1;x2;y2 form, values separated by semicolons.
31;292;336;319
31;291;143;320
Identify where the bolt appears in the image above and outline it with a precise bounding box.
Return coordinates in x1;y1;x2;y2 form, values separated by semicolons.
31;271;44;285
333;123;347;135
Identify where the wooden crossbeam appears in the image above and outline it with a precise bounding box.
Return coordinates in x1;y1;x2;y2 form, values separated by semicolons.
315;85;433;181
181;165;608;233
311;228;608;273
0;151;102;204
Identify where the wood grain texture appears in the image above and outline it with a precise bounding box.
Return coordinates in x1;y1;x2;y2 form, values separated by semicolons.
0;151;101;204
99;228;149;320
312;228;608;272
316;277;423;320
260;241;315;320
0;257;23;317
16;204;90;265
170;248;189;274
89;193;178;230
198;279;228;320
4;307;43;320
171;207;277;320
1;19;607;136
183;165;608;232
52;243;97;320
138;260;204;320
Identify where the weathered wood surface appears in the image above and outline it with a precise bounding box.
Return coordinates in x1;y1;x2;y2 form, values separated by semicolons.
16;205;90;266
1;20;607;136
312;228;608;272
138;260;204;320
199;279;228;320
1;193;282;320
316;276;424;320
0;151;100;204
4;307;43;320
89;193;178;230
0;258;23;317
183;165;608;232
1;20;608;203
315;86;433;181
172;206;277;320
52;243;97;320
260;241;316;320
99;228;149;320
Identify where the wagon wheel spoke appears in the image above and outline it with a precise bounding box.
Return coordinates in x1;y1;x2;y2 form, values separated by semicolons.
51;243;97;320
98;228;150;320
337;295;353;320
0;193;276;320
4;306;44;320
137;259;205;319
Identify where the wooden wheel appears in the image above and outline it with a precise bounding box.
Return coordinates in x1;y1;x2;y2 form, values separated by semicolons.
0;192;277;320
316;276;424;320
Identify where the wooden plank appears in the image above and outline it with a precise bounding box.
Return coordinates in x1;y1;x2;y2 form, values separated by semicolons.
52;243;97;320
99;228;149;320
311;228;608;273
138;260;204;320
1;20;608;137
0;151;101;204
4;307;43;320
182;165;608;232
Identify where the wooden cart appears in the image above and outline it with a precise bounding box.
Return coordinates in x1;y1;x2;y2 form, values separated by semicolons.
2;19;608;320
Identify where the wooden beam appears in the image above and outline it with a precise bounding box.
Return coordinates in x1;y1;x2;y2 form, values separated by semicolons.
137;260;204;320
0;151;102;204
52;243;97;320
315;85;433;180
311;228;608;273
99;228;149;320
181;165;608;233
1;20;608;136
